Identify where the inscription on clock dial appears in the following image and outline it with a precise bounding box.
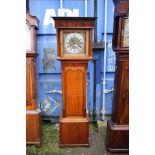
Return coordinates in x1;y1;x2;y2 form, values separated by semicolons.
64;32;85;54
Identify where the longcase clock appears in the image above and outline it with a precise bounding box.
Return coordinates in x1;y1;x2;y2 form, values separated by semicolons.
105;0;129;153
26;10;42;145
53;17;96;147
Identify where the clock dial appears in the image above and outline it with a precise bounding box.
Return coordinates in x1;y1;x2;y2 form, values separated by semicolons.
26;24;31;51
64;32;85;54
123;18;129;47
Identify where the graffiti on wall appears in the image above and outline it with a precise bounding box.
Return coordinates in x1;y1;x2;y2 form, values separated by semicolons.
106;42;116;72
40;96;61;115
43;48;56;71
39;80;62;116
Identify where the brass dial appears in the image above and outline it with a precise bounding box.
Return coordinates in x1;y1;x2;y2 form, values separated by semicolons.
64;32;85;54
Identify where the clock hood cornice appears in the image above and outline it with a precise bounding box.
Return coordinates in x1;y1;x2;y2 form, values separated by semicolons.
26;11;39;29
113;0;129;17
53;17;97;29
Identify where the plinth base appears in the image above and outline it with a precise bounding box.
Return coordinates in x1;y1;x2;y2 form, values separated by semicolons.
26;110;42;145
106;119;129;153
60;114;89;147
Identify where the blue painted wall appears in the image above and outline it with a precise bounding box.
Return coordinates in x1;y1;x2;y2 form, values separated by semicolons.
29;0;115;117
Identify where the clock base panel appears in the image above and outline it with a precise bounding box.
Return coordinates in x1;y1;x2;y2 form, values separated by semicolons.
60;114;89;147
105;119;129;153
26;110;42;145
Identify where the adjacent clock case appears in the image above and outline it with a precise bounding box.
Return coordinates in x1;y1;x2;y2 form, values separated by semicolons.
26;11;42;145
26;12;39;110
53;17;96;147
105;0;129;153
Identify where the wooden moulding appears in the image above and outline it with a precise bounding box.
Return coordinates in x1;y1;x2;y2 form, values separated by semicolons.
26;52;38;57
59;114;89;147
53;17;97;29
26;99;37;110
26;110;42;145
105;120;129;153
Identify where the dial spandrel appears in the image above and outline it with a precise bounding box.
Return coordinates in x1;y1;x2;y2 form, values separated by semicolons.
64;32;85;54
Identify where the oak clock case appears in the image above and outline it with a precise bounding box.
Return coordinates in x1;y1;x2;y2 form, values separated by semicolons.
53;17;96;147
26;11;42;145
105;0;129;153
